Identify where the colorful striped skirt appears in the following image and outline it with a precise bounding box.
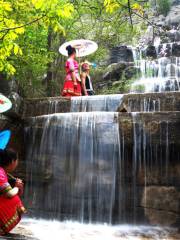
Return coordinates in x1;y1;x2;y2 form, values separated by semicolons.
62;80;82;97
0;195;25;235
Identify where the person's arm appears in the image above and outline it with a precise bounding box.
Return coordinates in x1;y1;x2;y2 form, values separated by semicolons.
6;187;19;198
0;177;23;198
71;71;77;85
6;178;24;197
81;72;88;95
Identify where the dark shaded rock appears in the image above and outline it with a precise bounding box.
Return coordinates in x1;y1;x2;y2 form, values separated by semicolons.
172;42;180;57
0;74;19;95
109;45;134;63
0;75;22;118
141;186;180;225
103;62;132;82
124;66;139;79
144;45;157;59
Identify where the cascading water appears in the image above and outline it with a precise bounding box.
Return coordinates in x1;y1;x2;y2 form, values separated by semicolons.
131;44;180;93
19;93;180;240
70;94;123;112
24;112;121;223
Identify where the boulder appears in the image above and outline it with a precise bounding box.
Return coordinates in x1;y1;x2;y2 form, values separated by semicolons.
146;45;157;58
109;46;134;63
124;66;140;79
103;62;133;82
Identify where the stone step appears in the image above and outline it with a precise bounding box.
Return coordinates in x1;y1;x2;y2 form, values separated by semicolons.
119;91;180;113
22;92;180;117
22;97;71;118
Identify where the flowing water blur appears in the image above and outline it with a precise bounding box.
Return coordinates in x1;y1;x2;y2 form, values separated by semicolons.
131;45;180;93
71;94;123;112
11;219;179;240
24;112;120;223
21;76;180;239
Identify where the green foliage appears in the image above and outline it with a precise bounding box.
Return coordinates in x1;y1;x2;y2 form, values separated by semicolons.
0;0;74;75
0;0;149;97
156;0;171;16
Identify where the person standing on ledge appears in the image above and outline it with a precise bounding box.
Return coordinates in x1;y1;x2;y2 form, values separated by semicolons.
0;149;26;235
61;45;82;97
81;62;95;96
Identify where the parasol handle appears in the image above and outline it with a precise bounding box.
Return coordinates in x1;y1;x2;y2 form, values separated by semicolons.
76;49;81;74
7;173;17;181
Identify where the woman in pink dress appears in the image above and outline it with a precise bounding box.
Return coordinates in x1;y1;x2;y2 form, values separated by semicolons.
62;45;82;97
0;149;26;235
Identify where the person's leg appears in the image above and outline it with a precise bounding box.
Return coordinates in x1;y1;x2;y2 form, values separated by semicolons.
87;90;95;96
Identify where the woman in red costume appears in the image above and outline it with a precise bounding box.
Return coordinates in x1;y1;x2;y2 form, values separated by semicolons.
0;149;26;235
62;45;82;97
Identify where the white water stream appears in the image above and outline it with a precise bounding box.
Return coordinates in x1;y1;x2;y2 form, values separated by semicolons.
11;218;178;240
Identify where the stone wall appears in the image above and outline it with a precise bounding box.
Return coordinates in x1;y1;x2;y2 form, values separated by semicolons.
23;97;71;118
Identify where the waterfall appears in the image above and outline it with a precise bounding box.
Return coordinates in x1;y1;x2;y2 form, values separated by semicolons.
21;93;180;239
128;97;161;112
70;94;123;112
24;112;121;223
23;104;180;226
131;45;180;93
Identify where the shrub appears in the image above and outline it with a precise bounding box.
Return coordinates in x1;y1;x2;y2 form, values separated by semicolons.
156;0;171;16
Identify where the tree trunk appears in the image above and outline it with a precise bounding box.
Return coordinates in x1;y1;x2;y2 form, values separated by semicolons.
45;27;53;97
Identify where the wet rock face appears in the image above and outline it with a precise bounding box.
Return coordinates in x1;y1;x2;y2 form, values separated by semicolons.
142;43;180;59
109;46;134;64
23;97;71;118
119;92;180;112
141;187;180;226
172;43;180;57
144;45;157;59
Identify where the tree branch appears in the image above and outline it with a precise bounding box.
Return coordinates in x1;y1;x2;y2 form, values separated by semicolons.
0;30;9;41
0;15;46;33
117;0;165;31
127;0;133;27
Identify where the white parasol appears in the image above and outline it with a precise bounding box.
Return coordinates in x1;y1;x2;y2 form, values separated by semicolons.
0;94;12;113
59;39;98;57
